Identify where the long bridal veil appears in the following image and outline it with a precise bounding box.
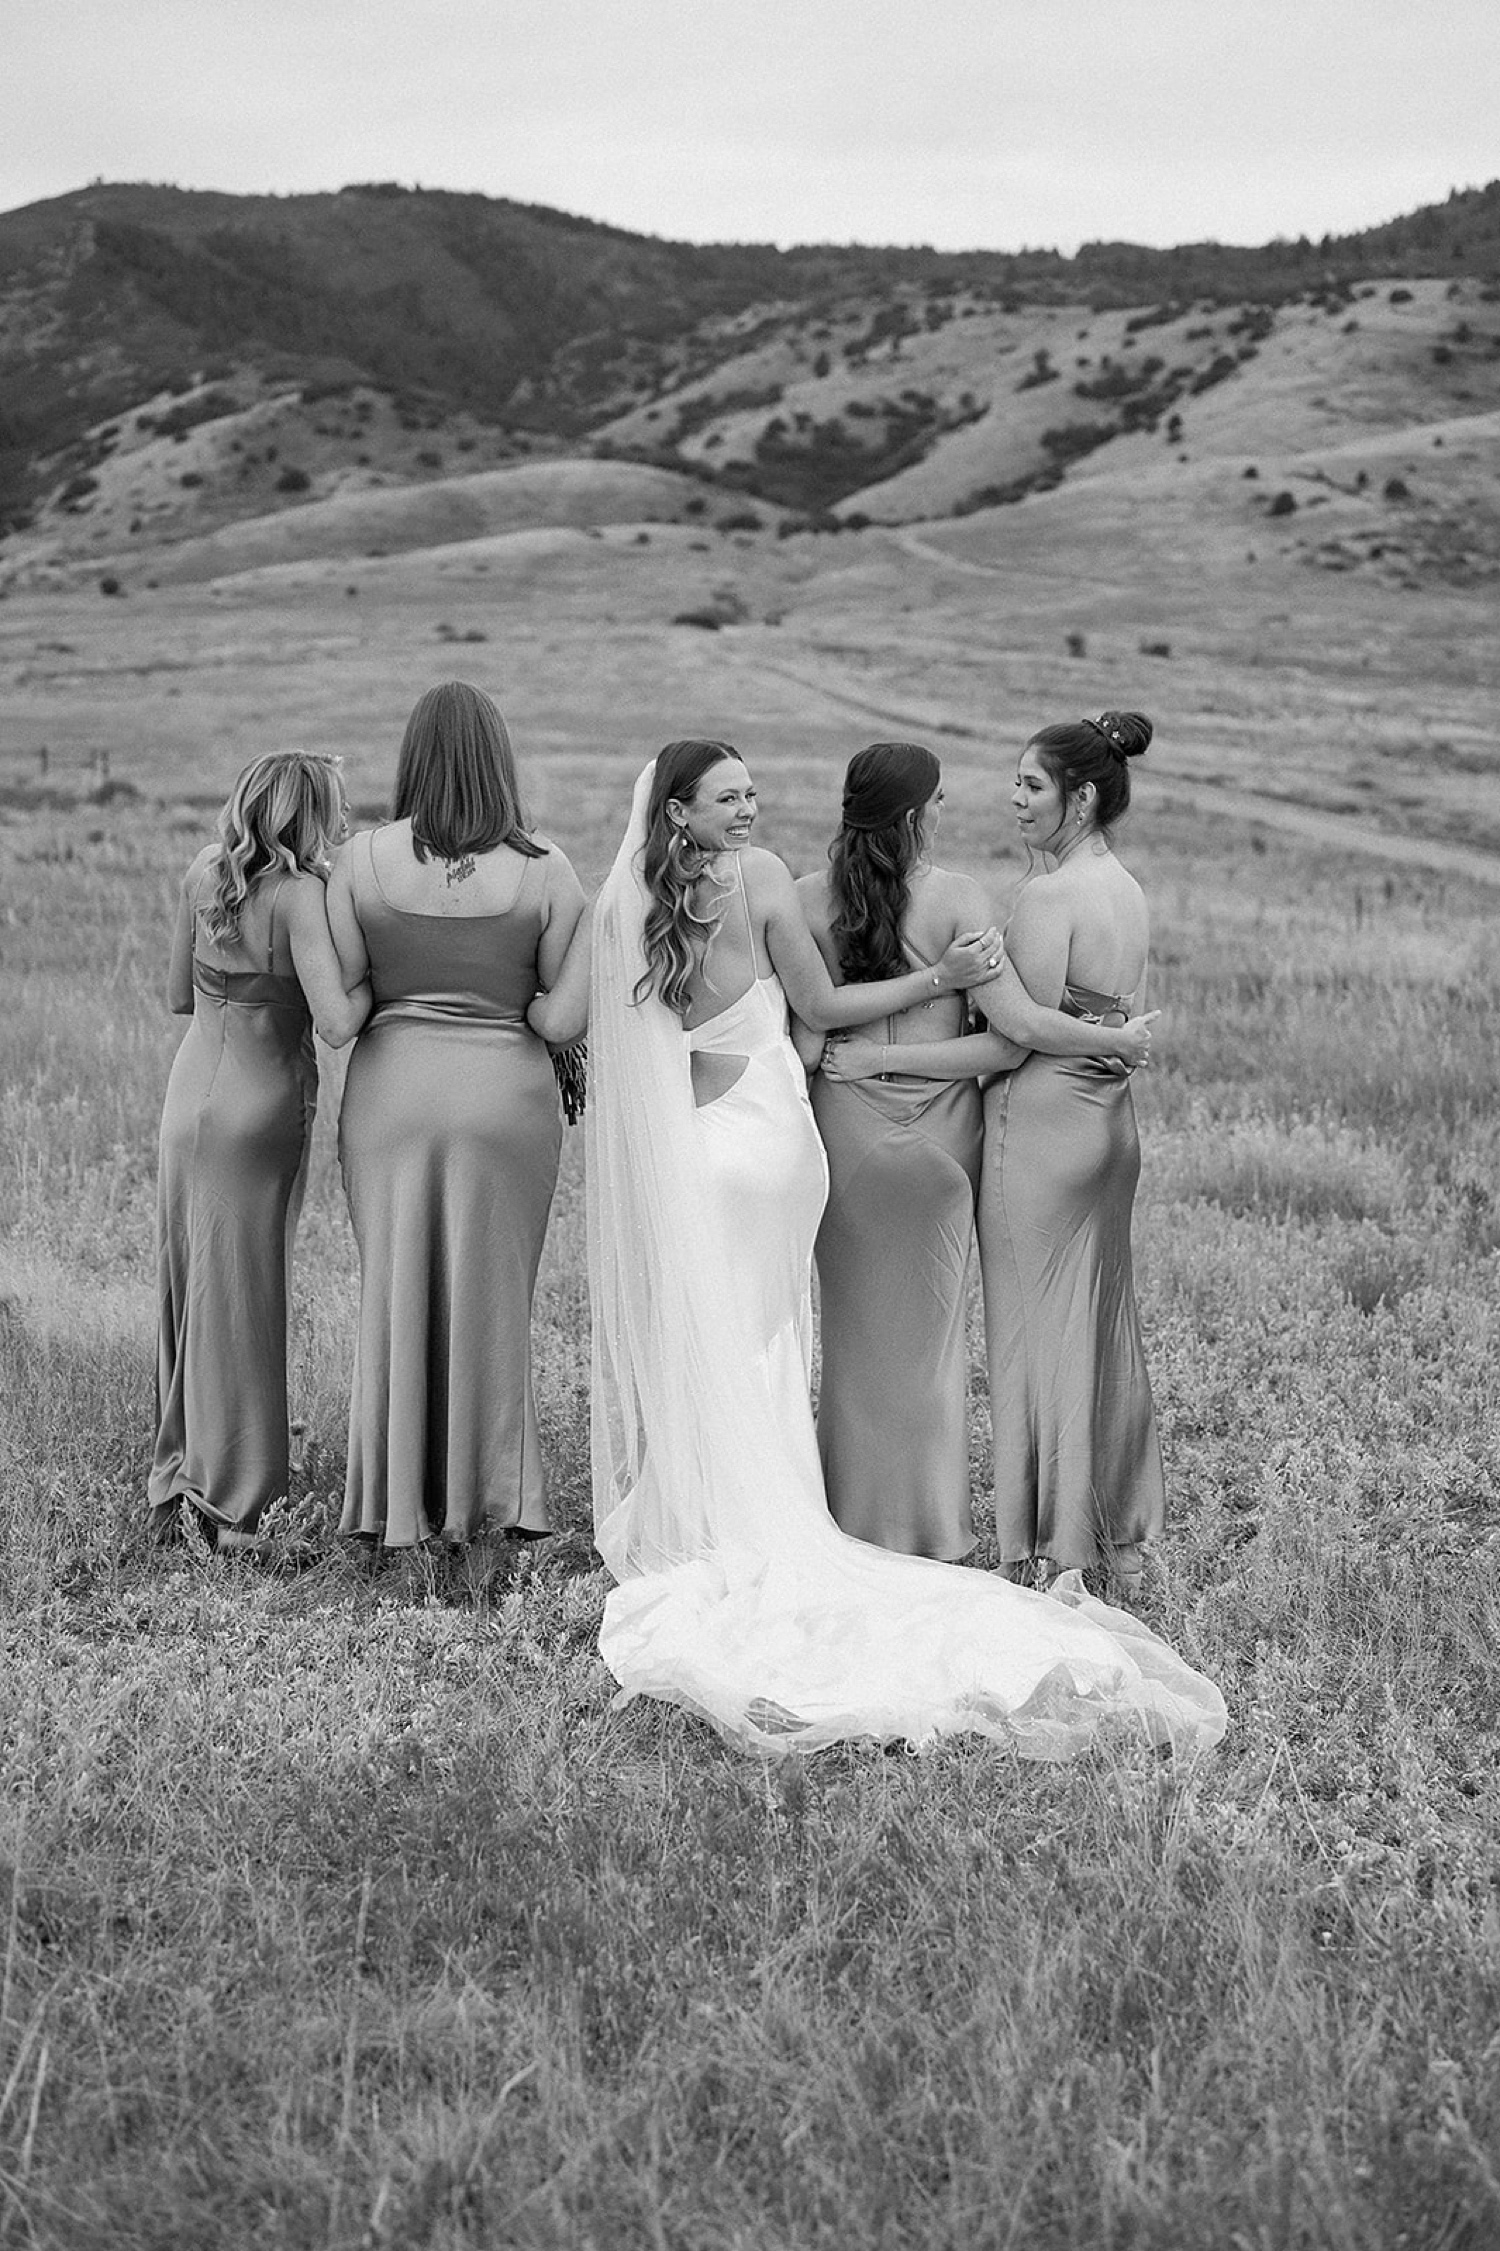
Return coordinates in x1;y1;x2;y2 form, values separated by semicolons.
585;762;1227;1759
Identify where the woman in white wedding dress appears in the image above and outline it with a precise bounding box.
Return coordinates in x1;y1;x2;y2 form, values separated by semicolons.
582;743;1227;1758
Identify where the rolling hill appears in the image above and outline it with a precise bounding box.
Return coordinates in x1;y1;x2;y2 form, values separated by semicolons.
1;177;1498;590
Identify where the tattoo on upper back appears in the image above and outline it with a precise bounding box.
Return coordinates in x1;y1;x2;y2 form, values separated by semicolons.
444;854;477;886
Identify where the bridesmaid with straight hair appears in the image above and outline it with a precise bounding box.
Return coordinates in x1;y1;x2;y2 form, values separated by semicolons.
803;742;1156;1561
327;681;586;1547
151;751;370;1549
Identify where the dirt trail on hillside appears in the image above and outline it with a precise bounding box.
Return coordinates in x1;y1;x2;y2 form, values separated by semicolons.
885;528;1134;596
1154;780;1500;887
735;648;1500;891
887;528;1028;579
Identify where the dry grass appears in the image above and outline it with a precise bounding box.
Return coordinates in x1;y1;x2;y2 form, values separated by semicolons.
2;754;1499;2249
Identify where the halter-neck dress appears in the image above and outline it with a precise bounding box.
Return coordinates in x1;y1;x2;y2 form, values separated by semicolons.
338;829;562;1546
980;979;1166;1572
150;864;316;1538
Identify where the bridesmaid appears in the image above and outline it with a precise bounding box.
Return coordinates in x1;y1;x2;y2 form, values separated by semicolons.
150;752;370;1550
802;742;1155;1561
327;681;586;1547
825;712;1162;1593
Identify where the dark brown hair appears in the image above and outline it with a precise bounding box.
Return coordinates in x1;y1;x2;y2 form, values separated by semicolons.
392;681;542;862
636;739;743;1015
827;741;941;982
1028;709;1152;834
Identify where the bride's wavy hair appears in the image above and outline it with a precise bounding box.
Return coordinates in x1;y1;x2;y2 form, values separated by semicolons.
635;738;742;1015
203;751;346;942
827;741;941;982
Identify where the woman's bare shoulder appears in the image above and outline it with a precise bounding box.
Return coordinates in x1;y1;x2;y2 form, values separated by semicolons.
926;863;988;905
740;844;793;896
794;865;832;918
282;866;330;907
920;864;994;929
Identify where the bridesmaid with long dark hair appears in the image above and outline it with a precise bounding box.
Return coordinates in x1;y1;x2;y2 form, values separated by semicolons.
824;713;1162;1593
801;741;1156;1560
151;752;369;1549
327;682;586;1547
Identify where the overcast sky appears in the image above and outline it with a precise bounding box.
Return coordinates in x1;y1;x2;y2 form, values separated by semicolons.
5;0;1497;252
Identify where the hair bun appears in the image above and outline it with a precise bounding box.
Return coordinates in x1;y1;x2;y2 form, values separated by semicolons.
1095;710;1152;761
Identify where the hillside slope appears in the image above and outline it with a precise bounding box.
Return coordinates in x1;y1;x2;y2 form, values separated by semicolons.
3;178;1499;508
2;180;1498;586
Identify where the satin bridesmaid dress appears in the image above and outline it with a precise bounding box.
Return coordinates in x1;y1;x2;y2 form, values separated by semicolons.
150;866;316;1539
338;830;563;1546
979;980;1165;1575
811;976;981;1561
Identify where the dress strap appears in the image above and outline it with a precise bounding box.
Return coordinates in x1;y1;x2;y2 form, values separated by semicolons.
263;869;291;970
519;843;546;908
733;853;757;964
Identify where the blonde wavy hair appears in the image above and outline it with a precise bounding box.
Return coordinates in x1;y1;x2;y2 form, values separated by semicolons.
203;752;347;942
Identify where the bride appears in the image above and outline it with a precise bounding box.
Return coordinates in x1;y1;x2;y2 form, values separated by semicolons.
581;743;1227;1758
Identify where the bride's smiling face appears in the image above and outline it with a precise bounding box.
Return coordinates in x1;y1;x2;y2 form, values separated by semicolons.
672;757;758;854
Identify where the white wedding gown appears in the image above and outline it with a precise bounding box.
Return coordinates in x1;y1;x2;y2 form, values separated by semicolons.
586;769;1227;1760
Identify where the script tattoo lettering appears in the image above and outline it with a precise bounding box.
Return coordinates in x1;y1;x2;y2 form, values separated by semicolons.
444;854;477;886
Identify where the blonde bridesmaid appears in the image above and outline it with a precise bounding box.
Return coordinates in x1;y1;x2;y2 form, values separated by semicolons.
151;753;369;1549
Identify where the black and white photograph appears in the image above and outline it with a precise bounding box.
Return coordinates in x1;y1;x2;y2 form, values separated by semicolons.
2;2;1498;2243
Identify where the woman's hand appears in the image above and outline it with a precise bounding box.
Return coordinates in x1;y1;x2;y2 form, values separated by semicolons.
936;927;1004;991
1109;1011;1159;1070
821;1036;886;1082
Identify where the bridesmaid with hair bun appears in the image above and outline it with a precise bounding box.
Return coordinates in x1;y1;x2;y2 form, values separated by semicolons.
807;738;1159;1563
824;710;1163;1593
983;710;1162;1590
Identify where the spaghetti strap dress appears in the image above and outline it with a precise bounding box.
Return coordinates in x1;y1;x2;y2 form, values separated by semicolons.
150;868;316;1537
811;964;982;1560
338;830;562;1546
979;980;1166;1572
686;862;829;1404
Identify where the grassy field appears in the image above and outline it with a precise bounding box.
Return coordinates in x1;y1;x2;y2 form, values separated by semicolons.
3;675;1499;2251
